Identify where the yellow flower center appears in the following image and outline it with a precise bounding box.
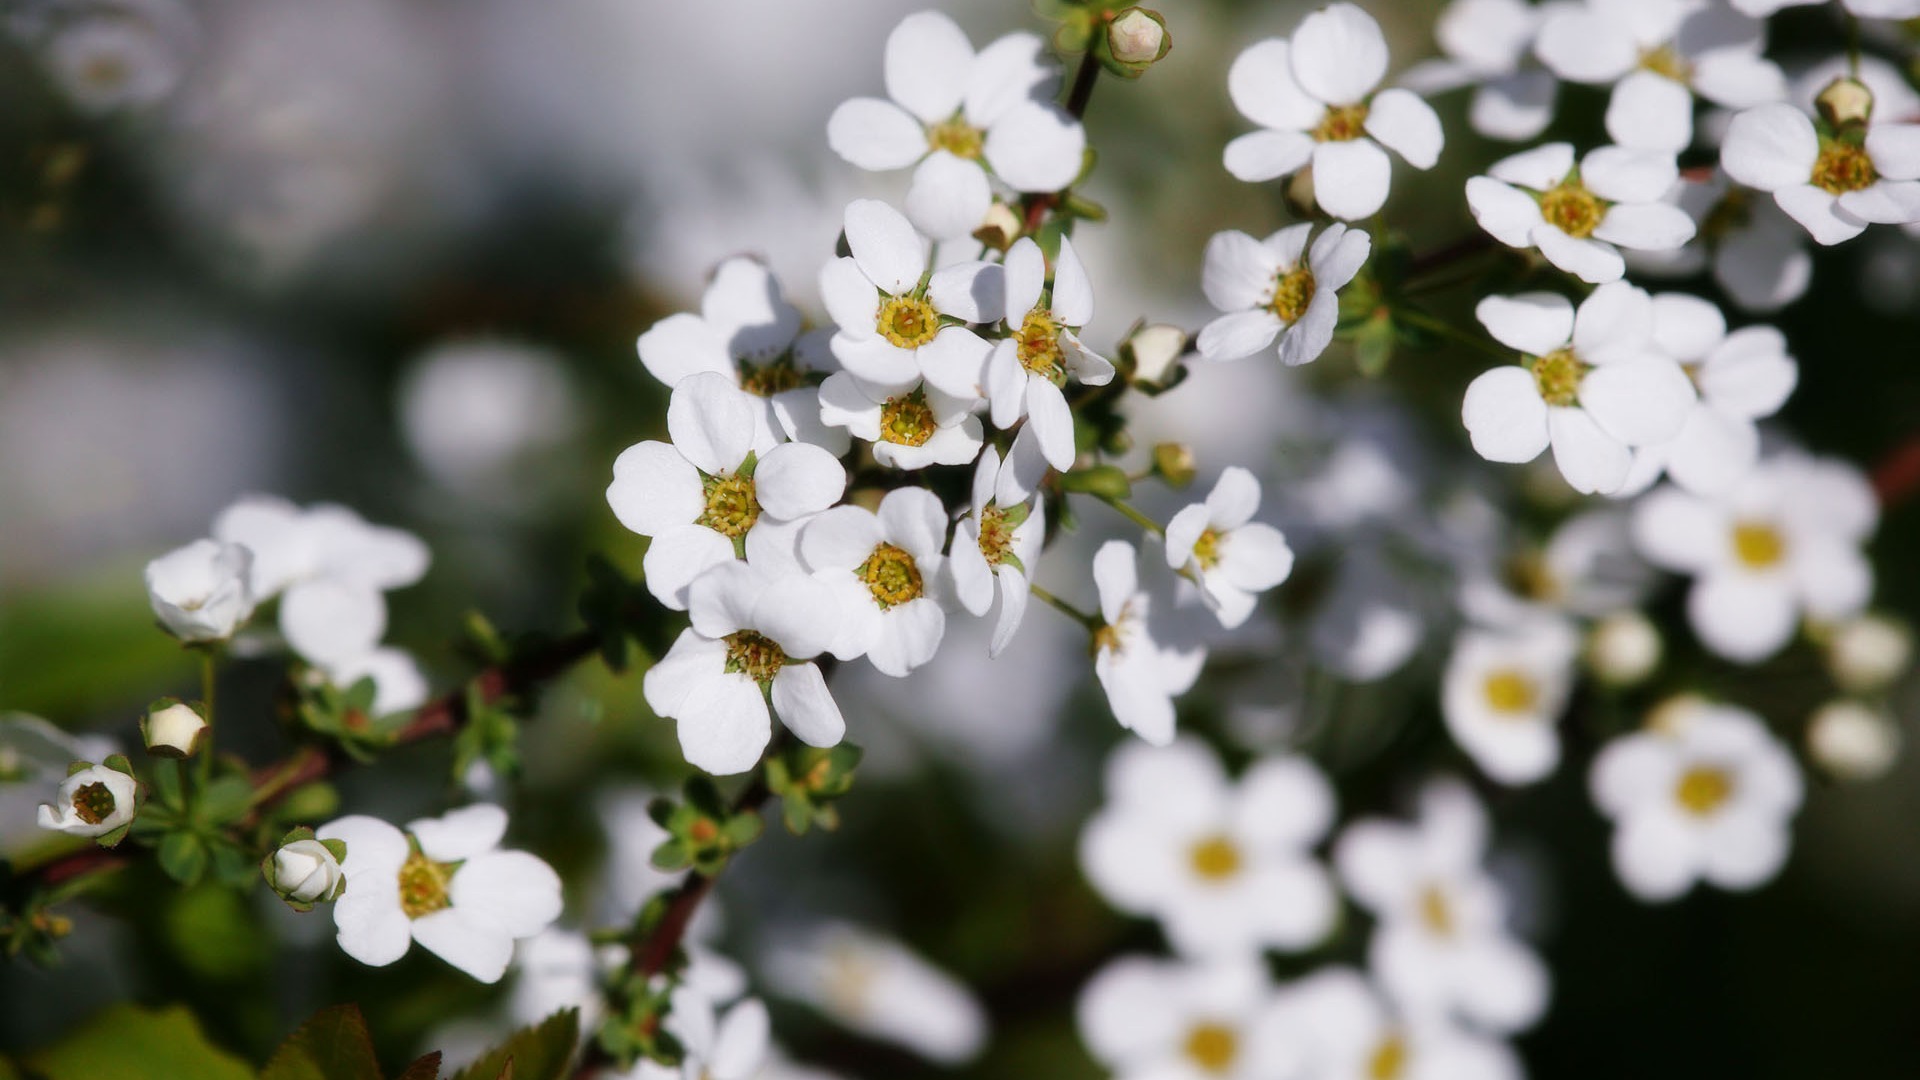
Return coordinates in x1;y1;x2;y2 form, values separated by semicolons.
976;505;1015;564
1016;308;1065;380
723;629;787;685
1482;669;1539;715
1419;884;1455;937
698;473;761;538
879;390;937;447
1730;521;1786;569
1538;180;1606;239
927;116;984;160
1188;834;1243;881
1674;765;1734;816
739;356;806;397
858;542;924;608
877;295;941;349
1368;1034;1410;1080
1268;265;1317;325
1184;1023;1240;1074
72;781;117;825
1192;528;1223;571
1528;348;1588;408
1313;102;1370;142
398;849;455;919
1812;139;1877;194
1638;44;1693;83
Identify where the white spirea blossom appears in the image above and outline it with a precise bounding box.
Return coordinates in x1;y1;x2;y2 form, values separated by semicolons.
1223;3;1444;220
1164;467;1295;629
1632;451;1877;663
643;559;848;775
1825;613;1912;694
318;804;563;983
1462;283;1695;495
1805;700;1902;781
1093;540;1206;747
1334;781;1550;1036
800;487;949;677
625;989;771;1080
1196;222;1372;367
1534;0;1785;153
1080;738;1338;957
1442;623;1578;786
764;924;987;1066
144;538;255;643
607;373;847;610
816;372;984;470
826;11;1085;239
1284;968;1524;1080
1590;701;1803;901
1721;97;1920;244
1400;0;1558;142
1077;956;1300;1080
949;445;1046;655
37;763;138;838
1587;610;1664;686
1467;142;1696;283
271;838;346;904
1629;171;1813;313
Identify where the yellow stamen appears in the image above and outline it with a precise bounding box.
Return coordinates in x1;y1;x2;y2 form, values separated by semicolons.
1189;834;1243;881
1528;348;1588;408
858;542;924;608
1184;1023;1240;1074
1674;765;1734;816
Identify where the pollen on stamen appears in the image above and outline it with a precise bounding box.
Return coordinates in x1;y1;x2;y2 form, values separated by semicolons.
71;781;117;825
1312;103;1369;143
397;849;454;919
1268;266;1316;325
879;390;937;447
926;116;984;160
858;542;924;608
1528;349;1588;408
1538;180;1605;239
698;474;761;538
723;629;787;685
877;296;942;349
1811;140;1877;195
1016;308;1065;381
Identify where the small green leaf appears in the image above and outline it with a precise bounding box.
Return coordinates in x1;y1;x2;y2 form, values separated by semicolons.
395;1052;443;1080
1058;464;1132;499
451;1008;580;1080
26;1004;251;1080
650;840;690;872
157;831;208;886
196;776;252;826
260;1004;383;1080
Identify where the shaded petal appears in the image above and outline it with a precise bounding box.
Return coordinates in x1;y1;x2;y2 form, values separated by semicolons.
1201;229;1281;313
1052;234;1094;327
984;102;1085;192
1467;176;1544;247
678;672;773;775
1311;138;1392;219
282;579;385;667
754;442;847;521
643;527;737;612
1462;366;1550;463
906;152;992;240
451;850;562;938
827;97;927;171
637;313;734;388
1534;225;1626;283
1489;141;1574;189
770;663;846;746
1604;70;1692;153
1197;310;1283;362
1227;39;1323;131
410;908;513;983
1721;104;1818;191
1364;88;1443;168
1580;358;1696;446
799;505;884;573
667;373;757;477
845;199;927;295
1225;129;1315;182
928;260;1004;324
1689;574;1796;662
1027;377;1077;472
1291;2;1388;106
1774;184;1865;245
884;11;971;124
1548;407;1633;494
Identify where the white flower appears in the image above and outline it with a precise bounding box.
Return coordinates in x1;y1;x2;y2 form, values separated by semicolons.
1721;97;1920;244
271;838;346;904
1092;540;1206;747
1616;293;1796;497
1629;171;1813;313
764;924;987;1066
625;989;770;1080
1080;738;1338;957
326;646;431;717
142;701;207;757
1196;222;1372;366
1467;142;1696;283
1399;0;1558;142
44;8;188;114
1077;956;1300;1080
1281;967;1524;1080
642;559;847;775
1534;0;1785;153
1462;506;1656;624
1334;781;1550;1035
1224;3;1444;220
317;804;563;983
935;236;1115;471
637;256;849;456
1806;700;1903;781
1164;468;1295;628
816;372;984;470
1590;701;1803;901
1442;623;1578;786
948;446;1047;656
607;373;847;610
1462;282;1696;494
36;763;138;838
1586;610;1664;686
144;538;256;643
821;199;994;396
1825;613;1912;694
799;487;949;677
1632;451;1877;662
826;11;1085;239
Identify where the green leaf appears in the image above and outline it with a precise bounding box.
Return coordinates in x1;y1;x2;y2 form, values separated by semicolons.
1058;464;1132;499
156;830;208;885
395;1053;443;1080
1353;312;1395;378
25;1004;251;1080
451;1009;580;1080
197;776;253;826
260;1004;384;1080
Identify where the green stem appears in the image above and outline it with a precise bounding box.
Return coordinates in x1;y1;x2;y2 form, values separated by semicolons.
196;649;217;789
1028;584;1100;630
1397;308;1509;362
1847;14;1862;78
1096;494;1165;536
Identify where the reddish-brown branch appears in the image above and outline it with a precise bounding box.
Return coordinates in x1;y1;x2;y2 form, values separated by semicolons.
1873;434;1920;506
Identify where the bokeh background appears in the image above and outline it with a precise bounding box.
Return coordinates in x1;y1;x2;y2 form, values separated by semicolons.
4;0;1920;1076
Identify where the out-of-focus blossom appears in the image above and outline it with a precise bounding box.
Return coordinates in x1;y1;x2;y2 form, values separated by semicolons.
1279;967;1524;1080
764;924;987;1065
1629;171;1813;313
1093;540;1206;746
624;988;770;1080
1077;956;1300;1080
1825;613;1912;694
400;340;581;504
41;0;195;114
144;539;256;643
1806;700;1903;781
1442;624;1578;786
1400;0;1558;142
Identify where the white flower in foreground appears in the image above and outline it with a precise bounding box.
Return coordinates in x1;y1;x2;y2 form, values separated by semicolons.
607;373;846;610
1077;956;1299;1080
816;372;984;470
1806;700;1902;781
1224;3;1444;220
268;837;346;905
144;538;255;643
937;235;1114;471
37;763;138;838
821;199;993;396
764;924;987;1065
1196;222;1371;367
1165;468;1295;629
626;989;770;1080
1629;171;1812;313
1590;701;1803;901
1093;540;1206;747
1721;96;1920;244
1399;0;1558;142
800;487;948;677
1534;0;1784;152
318;804;562;983
1335;781;1550;1035
1442;623;1578;786
638;256;848;456
1462;283;1695;494
949;446;1046;655
1734;0;1920;16
1467;142;1696;283
643;559;847;775
1080;738;1338;957
1618;292;1797;496
826;11;1084;239
1632;451;1877;662
1283;967;1523;1080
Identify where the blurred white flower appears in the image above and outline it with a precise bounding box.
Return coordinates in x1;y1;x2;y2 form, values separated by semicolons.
1805;700;1903;781
1734;0;1920;15
1628;171;1813;313
1164;468;1295;629
42;1;194;114
326;646;430;717
400;340;580;503
1467;142;1695;284
1585;610;1664;686
1077;956;1299;1080
1196;223;1372;367
1280;967;1524;1080
625;989;770;1080
764;924;987;1065
1825;613;1912;694
144;538;256;643
1442;623;1578;786
1399;0;1558;142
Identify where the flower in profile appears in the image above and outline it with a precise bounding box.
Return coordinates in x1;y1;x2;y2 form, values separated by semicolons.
1092;540;1206;746
948;445;1046;655
1399;0;1558;142
1590;700;1803;901
317;804;563;983
144;539;255;643
764;924;987;1065
1224;3;1444;220
1467;142;1696;284
1164;468;1295;629
37;762;139;840
826;11;1085;239
1080;738;1338;957
800;487;949;677
1627;171;1812;313
1721;91;1920;245
1077;956;1300;1080
1196;222;1371;367
1441;623;1578;786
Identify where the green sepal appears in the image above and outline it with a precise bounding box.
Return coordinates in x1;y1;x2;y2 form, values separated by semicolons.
156;830;208;886
1059;464;1133;499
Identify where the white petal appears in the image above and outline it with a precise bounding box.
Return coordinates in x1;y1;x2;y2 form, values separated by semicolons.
1690;51;1787;110
1278;294;1338;367
644;631;727;718
918;325;994;400
1534;8;1637;83
1197;310;1283;362
984;102;1085;193
1224;129;1315;182
906;152;992;241
754;442;847;521
607;441;703;536
845;199;927;295
1580;358;1696;446
1027;377;1077;472
798;505;884;573
1548;407;1633;494
1663;406;1758;495
1291;2;1388;106
1236;755;1334;848
1699;327;1796;417
1837;179;1920;225
677;672;773;775
1364;88;1444;168
1311;138;1392;220
878;485;950;565
1489;141;1574;189
1052;235;1095;327
1721;104;1819;192
1583;145;1681;204
949;522;994;616
1092;540;1138;625
1534;224;1627;283
1774;184;1866;245
770;663;846;746
827;97;928;171
1631;486;1725;570
1572;281;1654;363
1611;814;1698;901
1201;229;1281;313
333;891;413;969
1714;221;1812;312
709;999;773;1079
668;373;757;477
282;579;386;667
1228;39;1325;131
832;334;921;393
1700;816;1789;890
1475;292;1573;355
1096;651;1176;746
754;574;844;660
1866;123;1920;181
637;313;734;388
1690;574;1796;661
1462;366;1551;463
884;11;971;124
1467;176;1545;247
411;908;514;983
867;599;945;676
1471;71;1558;141
318;815;410;876
409;804;507;863
820;257;880;336
927;260;1004;324
1307;222;1373;290
1604;71;1693;153
1204;466;1262;530
643;527;737;612
688;560;764;640
1649;293;1727;362
988;566;1030;657
450;850;562;938
1220;524;1295;592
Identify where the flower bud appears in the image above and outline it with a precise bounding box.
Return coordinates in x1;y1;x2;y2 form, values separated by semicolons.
37;762;139;840
1817;76;1874;129
265;833;347;909
1825;613;1911;694
144;538;256;643
141;700;207;758
1806;700;1901;782
1585;611;1661;687
1151;443;1196;489
971;201;1022;252
1107;8;1170;68
1123;322;1187;390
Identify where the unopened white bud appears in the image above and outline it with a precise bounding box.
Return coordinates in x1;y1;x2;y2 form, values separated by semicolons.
1125;323;1187;386
1826;614;1911;694
1586;611;1661;687
271;838;346;904
1107;8;1169;66
972;201;1022;251
1806;700;1902;781
1817;76;1874;128
143;701;207;758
